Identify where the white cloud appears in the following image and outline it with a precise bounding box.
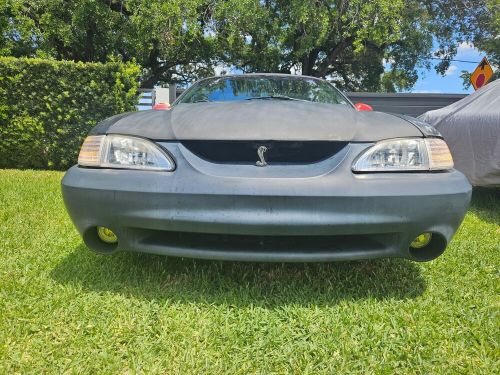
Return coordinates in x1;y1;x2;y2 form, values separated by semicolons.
456;42;481;59
413;90;443;93
431;42;482;62
457;42;474;53
444;65;458;76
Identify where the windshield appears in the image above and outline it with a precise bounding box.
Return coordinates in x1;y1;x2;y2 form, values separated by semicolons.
177;76;349;105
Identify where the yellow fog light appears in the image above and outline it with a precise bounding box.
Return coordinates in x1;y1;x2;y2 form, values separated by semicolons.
96;226;118;244
410;232;432;249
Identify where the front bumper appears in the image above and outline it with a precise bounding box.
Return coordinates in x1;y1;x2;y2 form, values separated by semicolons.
61;143;471;262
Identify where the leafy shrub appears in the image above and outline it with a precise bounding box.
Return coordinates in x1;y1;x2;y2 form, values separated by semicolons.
0;57;139;170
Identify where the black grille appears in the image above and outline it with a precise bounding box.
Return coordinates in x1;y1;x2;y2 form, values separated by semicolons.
140;230;391;253
181;140;348;164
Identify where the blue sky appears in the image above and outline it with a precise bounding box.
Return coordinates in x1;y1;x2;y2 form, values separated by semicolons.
411;42;485;94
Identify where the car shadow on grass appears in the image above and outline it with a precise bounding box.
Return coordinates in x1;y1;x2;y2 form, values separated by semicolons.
51;245;426;306
469;187;500;223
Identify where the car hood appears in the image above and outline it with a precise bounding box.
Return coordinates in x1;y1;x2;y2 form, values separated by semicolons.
94;100;423;141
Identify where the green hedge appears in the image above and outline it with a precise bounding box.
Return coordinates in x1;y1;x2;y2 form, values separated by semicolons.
0;57;140;170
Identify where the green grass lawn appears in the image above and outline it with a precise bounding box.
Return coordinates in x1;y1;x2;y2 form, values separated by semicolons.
0;169;498;373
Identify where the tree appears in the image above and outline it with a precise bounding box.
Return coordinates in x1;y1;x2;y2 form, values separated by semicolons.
125;0;216;87
0;0;217;87
454;0;500;87
0;0;497;90
211;0;498;91
212;0;408;91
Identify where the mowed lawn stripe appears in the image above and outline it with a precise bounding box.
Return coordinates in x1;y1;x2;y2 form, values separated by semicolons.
0;169;498;373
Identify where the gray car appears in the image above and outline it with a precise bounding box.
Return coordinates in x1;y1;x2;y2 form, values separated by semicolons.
62;74;471;262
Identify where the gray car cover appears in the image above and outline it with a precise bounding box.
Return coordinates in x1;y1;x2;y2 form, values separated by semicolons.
420;79;500;187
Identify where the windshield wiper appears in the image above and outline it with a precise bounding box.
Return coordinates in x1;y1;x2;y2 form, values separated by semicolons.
245;95;307;102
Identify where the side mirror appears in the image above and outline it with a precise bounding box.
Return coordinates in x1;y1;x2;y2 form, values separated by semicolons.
153;102;171;110
354;102;373;111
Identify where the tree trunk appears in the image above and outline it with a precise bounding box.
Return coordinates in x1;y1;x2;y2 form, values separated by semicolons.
315;37;353;77
83;24;95;62
301;49;319;76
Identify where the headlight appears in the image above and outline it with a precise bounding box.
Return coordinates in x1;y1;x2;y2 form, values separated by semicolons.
78;135;175;171
352;138;453;172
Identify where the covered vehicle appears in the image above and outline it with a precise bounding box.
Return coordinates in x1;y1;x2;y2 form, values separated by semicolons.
420;79;500;187
62;74;471;262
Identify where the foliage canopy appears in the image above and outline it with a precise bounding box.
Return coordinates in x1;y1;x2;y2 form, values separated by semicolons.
0;0;497;91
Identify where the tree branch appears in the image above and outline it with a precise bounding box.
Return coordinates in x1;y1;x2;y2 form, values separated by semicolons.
99;0;132;17
315;37;354;77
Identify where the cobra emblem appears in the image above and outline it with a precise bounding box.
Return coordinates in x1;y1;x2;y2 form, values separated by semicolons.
256;145;268;167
